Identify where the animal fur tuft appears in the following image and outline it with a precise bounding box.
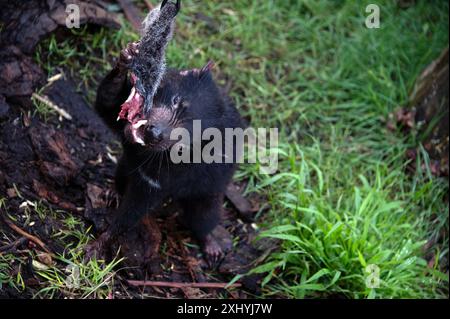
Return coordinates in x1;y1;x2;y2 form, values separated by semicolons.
131;0;180;114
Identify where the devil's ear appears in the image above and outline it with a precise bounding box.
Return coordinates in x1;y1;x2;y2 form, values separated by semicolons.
200;60;215;73
198;60;215;80
179;60;215;79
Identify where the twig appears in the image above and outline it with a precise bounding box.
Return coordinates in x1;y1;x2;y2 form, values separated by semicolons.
31;93;73;121
0;237;27;253
225;183;256;222
117;0;143;32
127;280;242;289
1;214;52;255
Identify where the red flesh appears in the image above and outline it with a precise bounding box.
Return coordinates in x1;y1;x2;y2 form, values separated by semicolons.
118;73;144;124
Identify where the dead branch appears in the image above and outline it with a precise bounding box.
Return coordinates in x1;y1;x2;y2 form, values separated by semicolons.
118;0;144;32
32;93;73;121
1;213;52;255
0;237;27;253
225;183;257;222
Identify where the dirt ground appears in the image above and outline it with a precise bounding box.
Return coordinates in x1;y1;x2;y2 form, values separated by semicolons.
0;0;275;299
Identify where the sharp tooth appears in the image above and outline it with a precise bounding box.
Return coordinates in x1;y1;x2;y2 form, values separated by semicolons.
125;87;136;103
133;120;148;129
135;136;146;146
131;128;146;146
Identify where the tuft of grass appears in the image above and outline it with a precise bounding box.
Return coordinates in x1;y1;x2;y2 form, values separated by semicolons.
35;22;138;104
249;143;448;298
214;0;449;298
0;253;26;293
0;198;123;299
35;242;124;299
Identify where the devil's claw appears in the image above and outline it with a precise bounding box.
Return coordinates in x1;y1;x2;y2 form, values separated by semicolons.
118;41;140;69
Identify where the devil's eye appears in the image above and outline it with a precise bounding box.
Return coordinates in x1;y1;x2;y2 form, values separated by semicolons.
172;95;184;109
172;95;181;105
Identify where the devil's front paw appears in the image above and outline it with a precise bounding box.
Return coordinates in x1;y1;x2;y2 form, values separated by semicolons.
161;0;181;17
117;41;140;70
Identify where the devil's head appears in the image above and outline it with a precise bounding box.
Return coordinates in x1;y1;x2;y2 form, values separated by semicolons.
122;62;223;152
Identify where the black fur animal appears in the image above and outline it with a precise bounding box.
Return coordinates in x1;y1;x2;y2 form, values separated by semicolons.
93;42;244;264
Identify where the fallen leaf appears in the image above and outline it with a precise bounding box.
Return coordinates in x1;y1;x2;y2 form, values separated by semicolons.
32;260;50;271
36;252;53;266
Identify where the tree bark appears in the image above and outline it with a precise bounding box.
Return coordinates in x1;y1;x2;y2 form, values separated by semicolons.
410;47;449;177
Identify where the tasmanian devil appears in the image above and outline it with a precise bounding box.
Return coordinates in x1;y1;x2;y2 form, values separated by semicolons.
91;0;244;265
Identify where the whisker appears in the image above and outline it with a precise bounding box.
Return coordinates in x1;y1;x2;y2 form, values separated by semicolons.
127;149;158;176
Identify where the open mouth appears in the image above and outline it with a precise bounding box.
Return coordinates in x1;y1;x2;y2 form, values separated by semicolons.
130;119;148;146
118;73;144;124
118;73;149;146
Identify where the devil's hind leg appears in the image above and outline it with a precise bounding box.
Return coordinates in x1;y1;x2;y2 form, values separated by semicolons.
179;194;229;267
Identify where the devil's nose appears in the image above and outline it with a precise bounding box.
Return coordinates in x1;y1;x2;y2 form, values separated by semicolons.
147;125;163;141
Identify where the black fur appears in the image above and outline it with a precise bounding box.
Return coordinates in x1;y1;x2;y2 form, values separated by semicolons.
95;65;244;244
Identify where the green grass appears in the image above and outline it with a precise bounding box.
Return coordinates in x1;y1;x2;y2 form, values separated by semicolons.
166;0;448;298
0;197;123;299
0;252;26;293
35;23;138;104
29;0;449;298
35;248;124;299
